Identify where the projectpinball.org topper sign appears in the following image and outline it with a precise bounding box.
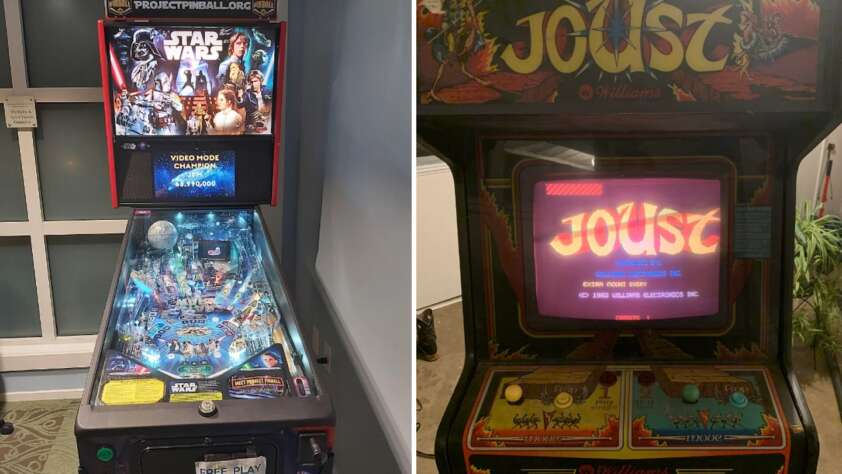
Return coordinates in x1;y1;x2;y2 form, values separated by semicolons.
105;0;277;19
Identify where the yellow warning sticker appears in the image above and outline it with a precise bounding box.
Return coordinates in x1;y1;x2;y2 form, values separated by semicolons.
170;391;223;403
101;379;165;405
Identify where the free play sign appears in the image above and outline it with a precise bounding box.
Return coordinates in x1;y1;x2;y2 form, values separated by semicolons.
195;456;266;474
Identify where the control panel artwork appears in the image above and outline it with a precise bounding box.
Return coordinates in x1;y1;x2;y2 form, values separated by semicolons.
631;368;785;449
95;209;313;405
469;367;623;450
467;366;786;452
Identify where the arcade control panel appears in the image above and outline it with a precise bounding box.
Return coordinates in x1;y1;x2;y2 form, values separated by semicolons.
464;365;789;473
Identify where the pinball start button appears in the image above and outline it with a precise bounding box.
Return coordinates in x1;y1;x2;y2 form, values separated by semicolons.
504;384;523;404
96;446;114;463
554;391;574;409
198;399;218;417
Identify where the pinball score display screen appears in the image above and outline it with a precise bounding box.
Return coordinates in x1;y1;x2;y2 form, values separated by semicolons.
530;176;725;326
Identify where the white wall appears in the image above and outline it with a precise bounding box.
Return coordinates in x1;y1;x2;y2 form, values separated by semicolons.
416;157;461;308
281;0;410;472
312;0;411;468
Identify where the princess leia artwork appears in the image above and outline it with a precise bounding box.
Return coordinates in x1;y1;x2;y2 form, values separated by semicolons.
211;88;243;135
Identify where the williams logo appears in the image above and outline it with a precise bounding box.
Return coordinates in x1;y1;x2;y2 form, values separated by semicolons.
579;465;669;474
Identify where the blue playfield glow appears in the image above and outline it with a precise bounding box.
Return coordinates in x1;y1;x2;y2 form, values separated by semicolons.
111;210;282;380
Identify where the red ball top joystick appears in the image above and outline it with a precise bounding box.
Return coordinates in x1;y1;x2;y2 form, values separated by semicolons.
599;371;618;398
637;371;656;387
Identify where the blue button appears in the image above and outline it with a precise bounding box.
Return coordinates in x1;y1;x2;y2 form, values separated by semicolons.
730;391;748;408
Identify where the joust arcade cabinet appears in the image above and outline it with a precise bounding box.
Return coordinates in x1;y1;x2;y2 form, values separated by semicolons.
418;1;841;473
76;2;334;473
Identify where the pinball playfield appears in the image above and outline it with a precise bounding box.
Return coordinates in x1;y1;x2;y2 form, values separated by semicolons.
94;209;311;407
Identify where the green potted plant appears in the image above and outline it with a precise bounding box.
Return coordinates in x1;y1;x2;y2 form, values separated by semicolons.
792;201;842;419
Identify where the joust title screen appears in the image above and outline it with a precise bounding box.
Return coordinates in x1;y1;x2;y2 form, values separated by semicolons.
532;178;722;322
108;25;277;136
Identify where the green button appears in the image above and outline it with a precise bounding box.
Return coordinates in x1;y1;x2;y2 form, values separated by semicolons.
96;446;114;463
681;384;700;404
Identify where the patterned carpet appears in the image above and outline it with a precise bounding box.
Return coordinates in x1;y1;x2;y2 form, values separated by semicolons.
0;399;79;474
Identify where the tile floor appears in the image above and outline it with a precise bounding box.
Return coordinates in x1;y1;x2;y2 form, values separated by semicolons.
417;302;842;474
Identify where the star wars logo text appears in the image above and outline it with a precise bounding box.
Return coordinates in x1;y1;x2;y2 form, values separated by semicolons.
163;31;223;61
502;0;734;75
171;382;198;393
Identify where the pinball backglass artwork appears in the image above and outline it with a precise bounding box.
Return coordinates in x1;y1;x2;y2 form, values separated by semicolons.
107;25;278;136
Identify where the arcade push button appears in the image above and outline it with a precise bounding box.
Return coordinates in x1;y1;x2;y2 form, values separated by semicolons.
553;392;574;410
504;384;524;404
730;391;749;408
95;446;114;463
198;399;217;417
681;384;701;404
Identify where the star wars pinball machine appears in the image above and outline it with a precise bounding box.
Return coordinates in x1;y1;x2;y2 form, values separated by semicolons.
418;1;842;473
76;3;333;473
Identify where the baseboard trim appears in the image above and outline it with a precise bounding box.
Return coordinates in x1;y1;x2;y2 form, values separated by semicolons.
0;388;83;402
0;337;95;372
416;162;450;176
417;296;462;312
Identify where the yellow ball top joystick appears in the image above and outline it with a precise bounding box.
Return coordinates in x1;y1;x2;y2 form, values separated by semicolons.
504;384;523;404
554;392;574;410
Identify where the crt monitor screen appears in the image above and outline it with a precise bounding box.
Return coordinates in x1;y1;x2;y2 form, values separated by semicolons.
529;175;727;327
